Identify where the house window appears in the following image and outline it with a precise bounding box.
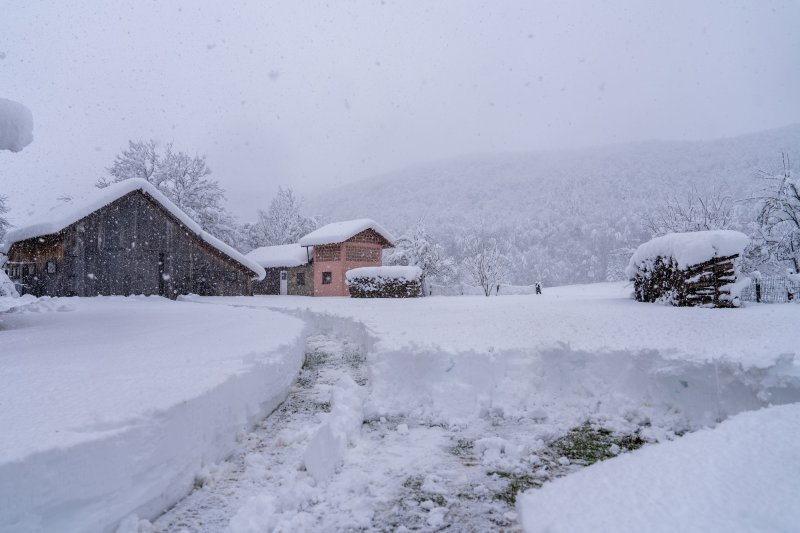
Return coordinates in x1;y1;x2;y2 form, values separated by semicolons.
322;271;332;284
296;272;305;286
46;260;57;274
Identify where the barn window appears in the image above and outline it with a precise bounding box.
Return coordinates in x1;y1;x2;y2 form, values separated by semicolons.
46;260;57;274
296;272;305;286
322;271;332;284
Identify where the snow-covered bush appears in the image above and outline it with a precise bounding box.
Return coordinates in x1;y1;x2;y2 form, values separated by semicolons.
346;266;422;298
0;268;18;298
626;230;750;307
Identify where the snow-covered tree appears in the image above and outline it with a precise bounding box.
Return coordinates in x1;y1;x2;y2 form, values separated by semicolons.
459;230;511;297
753;153;800;273
245;186;317;249
97;140;239;246
386;221;456;293
0;194;10;241
641;185;735;237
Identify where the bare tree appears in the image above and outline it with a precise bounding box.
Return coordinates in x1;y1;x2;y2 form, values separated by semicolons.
752;153;800;273
459;230;510;296
641;185;735;237
245;186;317;249
386;220;456;294
97;140;239;246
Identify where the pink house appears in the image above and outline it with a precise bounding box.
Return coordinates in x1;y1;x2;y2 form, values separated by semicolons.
299;219;395;297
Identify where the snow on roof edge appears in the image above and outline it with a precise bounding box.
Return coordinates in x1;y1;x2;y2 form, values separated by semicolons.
298;218;395;247
1;179;266;280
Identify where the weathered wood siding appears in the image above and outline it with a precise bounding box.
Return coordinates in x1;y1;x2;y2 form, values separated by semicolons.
7;190;254;298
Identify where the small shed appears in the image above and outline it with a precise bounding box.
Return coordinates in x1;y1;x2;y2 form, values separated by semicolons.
1;179;265;298
626;230;750;307
247;243;313;296
298;219;395;296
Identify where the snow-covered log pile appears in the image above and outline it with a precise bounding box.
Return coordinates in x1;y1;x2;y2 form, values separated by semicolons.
626;230;750;308
346;266;422;298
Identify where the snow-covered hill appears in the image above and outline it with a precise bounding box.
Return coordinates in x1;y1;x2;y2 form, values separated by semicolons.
309;125;800;285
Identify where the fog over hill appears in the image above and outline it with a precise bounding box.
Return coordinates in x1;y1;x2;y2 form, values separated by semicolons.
309;125;800;286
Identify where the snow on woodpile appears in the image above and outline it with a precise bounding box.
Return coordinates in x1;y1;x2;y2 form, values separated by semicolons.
299;218;395;246
626;230;750;308
246;243;310;268
517;403;800;533
346;266;422;298
1;178;266;280
0;97;33;152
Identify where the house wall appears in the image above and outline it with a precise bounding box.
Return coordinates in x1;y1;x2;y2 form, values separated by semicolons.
5;191;254;298
312;229;386;296
252;264;314;296
288;264;314;296
253;267;282;295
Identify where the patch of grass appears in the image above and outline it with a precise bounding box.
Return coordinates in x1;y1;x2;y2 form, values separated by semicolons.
550;422;648;465
402;475;447;507
490;472;543;505
450;438;475;458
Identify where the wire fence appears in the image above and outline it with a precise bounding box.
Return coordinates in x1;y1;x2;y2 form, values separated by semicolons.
740;276;800;304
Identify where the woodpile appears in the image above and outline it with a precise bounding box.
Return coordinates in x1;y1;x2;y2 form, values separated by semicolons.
347;275;422;298
631;254;740;308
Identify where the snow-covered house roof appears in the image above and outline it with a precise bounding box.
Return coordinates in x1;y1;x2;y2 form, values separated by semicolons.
245;243;311;268
0;179;266;280
625;230;749;278
298;218;395;247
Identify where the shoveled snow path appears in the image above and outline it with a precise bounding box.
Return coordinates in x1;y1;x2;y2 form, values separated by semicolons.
150;330;650;532
152;333;368;532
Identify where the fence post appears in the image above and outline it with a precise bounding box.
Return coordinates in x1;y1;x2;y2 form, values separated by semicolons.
755;282;761;303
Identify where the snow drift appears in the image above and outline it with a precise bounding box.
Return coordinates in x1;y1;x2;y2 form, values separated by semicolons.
516;402;800;533
0;97;33;152
0;297;305;533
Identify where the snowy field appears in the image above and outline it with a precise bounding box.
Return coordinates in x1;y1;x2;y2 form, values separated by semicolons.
0;297;305;532
2;283;799;532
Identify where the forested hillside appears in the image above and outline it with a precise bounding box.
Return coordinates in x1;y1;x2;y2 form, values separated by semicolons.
310;125;800;285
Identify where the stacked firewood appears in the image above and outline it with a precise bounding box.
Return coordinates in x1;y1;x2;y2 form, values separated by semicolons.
632;254;740;308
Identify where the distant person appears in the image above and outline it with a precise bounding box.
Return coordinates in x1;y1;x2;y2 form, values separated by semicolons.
496;284;501;295
535;282;542;295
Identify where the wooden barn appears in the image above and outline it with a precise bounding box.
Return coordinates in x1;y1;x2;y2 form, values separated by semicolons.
298;219;395;297
0;179;265;298
247;243;314;296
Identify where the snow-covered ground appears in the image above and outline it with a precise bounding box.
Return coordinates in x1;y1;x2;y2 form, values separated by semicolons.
159;282;799;532
517;402;800;533
0;297;305;533
2;282;798;532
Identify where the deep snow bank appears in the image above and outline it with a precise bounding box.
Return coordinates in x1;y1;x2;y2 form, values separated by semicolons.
0;297;305;533
516;402;800;533
366;343;800;433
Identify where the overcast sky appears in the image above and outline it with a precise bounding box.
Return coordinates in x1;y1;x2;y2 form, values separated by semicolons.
2;0;799;220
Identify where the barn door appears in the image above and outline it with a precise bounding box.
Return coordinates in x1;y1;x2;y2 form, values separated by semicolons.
280;270;288;295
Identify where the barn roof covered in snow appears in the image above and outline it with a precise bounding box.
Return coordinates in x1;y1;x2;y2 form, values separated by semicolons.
245;243;311;268
0;179;266;280
298;218;395;247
